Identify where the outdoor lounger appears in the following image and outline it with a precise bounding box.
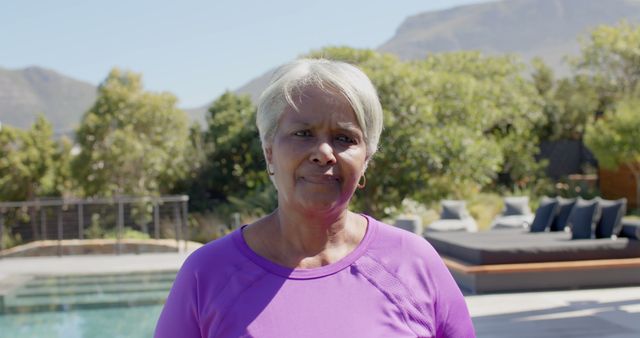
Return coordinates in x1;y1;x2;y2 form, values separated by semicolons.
425;197;640;293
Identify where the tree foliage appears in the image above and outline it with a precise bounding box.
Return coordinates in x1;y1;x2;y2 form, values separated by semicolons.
585;98;640;170
525;21;640;208
585;97;640;208
50;136;75;198
73;68;190;197
576;21;640;101
579;21;640;209
532;21;640;143
0;116;57;201
532;59;599;141
181;91;271;212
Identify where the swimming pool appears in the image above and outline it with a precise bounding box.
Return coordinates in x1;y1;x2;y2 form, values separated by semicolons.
0;271;175;338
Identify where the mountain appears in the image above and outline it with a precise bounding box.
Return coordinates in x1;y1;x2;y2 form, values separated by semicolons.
185;67;277;126
235;0;640;101
378;0;640;71
0;66;96;134
0;67;208;132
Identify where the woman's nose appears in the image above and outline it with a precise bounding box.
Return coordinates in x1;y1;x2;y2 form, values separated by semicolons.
310;141;337;165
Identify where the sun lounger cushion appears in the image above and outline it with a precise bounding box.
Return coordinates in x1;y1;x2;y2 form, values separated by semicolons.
530;197;559;232
440;200;469;220
394;216;423;235
427;200;477;232
550;197;576;231
427;219;477;232
569;198;600;239
503;196;531;216
620;220;640;239
491;214;535;229
595;198;627;238
424;229;640;265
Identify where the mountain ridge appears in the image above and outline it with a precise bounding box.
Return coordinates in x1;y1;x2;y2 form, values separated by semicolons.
0;66;97;133
5;0;640;131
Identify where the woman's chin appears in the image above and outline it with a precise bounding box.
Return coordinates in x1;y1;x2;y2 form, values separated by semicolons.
296;197;347;215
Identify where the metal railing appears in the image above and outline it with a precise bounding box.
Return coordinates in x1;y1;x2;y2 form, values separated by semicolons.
0;195;189;257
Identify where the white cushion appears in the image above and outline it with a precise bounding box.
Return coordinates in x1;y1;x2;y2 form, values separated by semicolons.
427;218;478;232
490;214;535;229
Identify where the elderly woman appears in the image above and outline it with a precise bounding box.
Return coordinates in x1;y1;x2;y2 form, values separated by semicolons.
155;59;475;337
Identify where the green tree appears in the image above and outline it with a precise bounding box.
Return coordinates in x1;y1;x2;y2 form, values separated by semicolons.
531;57;554;97
49;136;75;198
182;91;271;213
575;20;640;111
73;68;190;197
0;115;56;201
584;98;640;210
574;21;640;209
531;58;600;141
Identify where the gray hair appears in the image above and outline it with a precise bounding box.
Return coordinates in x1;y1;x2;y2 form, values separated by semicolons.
256;58;384;159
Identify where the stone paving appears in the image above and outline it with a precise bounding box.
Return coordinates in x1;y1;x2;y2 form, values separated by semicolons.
1;253;639;337
467;286;640;337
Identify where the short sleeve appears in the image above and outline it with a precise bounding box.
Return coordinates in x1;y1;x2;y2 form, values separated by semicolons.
154;260;201;338
429;247;475;338
361;220;476;338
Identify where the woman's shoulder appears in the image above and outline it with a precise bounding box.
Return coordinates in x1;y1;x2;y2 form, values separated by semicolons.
179;229;248;276
366;216;438;257
363;216;449;283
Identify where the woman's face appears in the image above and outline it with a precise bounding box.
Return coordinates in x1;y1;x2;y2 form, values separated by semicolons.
266;86;368;215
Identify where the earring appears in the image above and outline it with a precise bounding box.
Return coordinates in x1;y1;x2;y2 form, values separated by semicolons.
267;164;274;176
357;174;366;189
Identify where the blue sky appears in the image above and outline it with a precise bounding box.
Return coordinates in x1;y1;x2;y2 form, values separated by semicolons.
1;0;488;108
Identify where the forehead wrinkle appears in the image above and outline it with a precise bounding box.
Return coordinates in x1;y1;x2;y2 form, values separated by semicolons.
336;122;363;134
283;116;361;132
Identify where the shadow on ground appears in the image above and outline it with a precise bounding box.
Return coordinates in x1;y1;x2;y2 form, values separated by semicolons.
473;298;640;338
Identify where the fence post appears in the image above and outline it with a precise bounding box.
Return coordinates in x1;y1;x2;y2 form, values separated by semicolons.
172;204;181;252
154;202;160;240
78;203;84;240
181;200;188;253
0;211;5;256
57;206;63;257
117;199;124;255
40;207;47;241
30;206;38;241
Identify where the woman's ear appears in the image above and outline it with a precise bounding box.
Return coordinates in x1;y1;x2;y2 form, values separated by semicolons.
363;156;370;173
264;146;273;164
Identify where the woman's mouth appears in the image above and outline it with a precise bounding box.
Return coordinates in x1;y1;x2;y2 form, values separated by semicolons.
301;175;341;184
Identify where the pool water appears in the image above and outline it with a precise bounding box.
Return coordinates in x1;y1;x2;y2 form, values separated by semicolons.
0;304;164;338
0;271;176;338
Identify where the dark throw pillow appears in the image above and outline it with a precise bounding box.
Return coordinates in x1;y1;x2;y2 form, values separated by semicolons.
529;197;558;233
441;200;468;220
595;198;627;238
620;222;640;239
568;198;600;240
550;197;576;232
503;196;531;216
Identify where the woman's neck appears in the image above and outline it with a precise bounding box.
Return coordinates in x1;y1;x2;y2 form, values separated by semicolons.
246;208;367;269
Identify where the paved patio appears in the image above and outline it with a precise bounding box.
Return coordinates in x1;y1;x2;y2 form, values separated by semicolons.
467;286;640;337
1;253;639;337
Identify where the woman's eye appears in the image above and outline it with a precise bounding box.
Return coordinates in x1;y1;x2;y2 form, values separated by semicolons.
337;135;356;144
294;130;311;137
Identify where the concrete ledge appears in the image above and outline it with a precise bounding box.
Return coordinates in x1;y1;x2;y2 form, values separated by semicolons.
0;239;203;258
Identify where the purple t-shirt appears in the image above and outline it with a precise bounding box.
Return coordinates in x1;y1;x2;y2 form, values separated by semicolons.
155;215;475;338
